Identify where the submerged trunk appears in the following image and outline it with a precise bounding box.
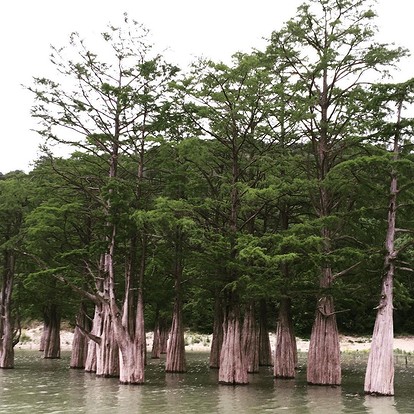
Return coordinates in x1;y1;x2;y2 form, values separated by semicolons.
116;289;146;384
307;287;341;385
219;305;248;385
152;312;169;358
165;298;186;373
364;273;394;395
152;314;169;358
70;302;90;369
0;250;15;368
151;314;161;359
241;302;259;373
114;233;146;384
306;63;341;386
42;304;61;359
364;105;400;396
96;105;120;379
209;295;224;369
258;300;272;367
274;297;297;378
160;317;169;354
96;303;119;378
84;303;102;373
166;229;186;373
273;209;295;374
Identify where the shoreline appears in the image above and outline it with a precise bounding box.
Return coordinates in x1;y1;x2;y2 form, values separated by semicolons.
16;327;414;354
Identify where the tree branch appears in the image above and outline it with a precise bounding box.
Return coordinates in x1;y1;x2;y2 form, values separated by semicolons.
332;261;361;280
74;322;102;345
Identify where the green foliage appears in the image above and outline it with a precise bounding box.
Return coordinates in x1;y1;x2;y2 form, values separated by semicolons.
4;2;411;340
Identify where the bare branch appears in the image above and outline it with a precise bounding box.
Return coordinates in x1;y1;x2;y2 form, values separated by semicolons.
75;322;102;345
318;307;350;317
332;261;361;280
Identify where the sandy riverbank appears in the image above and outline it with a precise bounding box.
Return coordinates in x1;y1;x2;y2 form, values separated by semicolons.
15;327;414;354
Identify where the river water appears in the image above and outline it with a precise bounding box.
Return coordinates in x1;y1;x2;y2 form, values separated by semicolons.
0;351;413;413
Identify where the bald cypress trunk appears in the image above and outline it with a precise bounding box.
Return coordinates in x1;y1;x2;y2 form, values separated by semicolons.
115;289;146;384
258;300;272;367
165;298;186;373
160;317;169;354
274;297;297;378
112;235;146;384
305;52;342;386
241;302;259;373
165;229;186;373
307;288;341;385
364;98;403;396
42;304;61;359
219;305;248;385
70;302;90;369
96;302;119;378
0;250;15;368
364;273;394;395
209;295;224;369
151;314;168;357
151;312;161;359
274;211;297;376
84;303;102;373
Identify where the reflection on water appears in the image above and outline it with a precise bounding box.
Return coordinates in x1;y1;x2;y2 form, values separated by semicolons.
0;351;413;413
306;385;343;413
364;395;398;414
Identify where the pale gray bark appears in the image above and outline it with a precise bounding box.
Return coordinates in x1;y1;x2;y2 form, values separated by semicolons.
364;99;403;396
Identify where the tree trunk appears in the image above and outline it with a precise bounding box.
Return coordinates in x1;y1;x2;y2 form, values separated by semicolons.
305;62;341;386
0;250;15;368
42;304;61;359
241;302;259;373
364;273;394;395
219;305;248;385
258;299;272;367
151;310;162;359
160;317;169;354
95;107;120;379
209;295;224;369
96;303;119;377
111;232;146;384
274;297;297;378
70;302;90;369
364;102;401;396
165;298;186;373
115;289;146;384
118;338;145;385
39;328;46;352
166;228;186;373
307;291;341;385
84;302;102;373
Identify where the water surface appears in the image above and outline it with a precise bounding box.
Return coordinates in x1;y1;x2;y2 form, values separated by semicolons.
0;351;412;413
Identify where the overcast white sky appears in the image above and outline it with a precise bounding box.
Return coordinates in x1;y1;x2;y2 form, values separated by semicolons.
1;0;413;174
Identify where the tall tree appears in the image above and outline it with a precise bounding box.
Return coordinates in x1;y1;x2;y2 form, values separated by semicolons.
364;79;414;396
0;172;30;367
22;161;87;360
266;0;407;385
181;53;278;384
28;15;179;384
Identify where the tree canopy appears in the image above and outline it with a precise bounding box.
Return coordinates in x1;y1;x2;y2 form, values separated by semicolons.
2;0;414;394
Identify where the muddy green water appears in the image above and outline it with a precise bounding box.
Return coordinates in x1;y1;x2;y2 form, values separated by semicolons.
0;351;413;413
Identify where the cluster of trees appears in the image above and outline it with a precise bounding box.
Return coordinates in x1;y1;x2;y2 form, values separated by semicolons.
1;0;414;396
